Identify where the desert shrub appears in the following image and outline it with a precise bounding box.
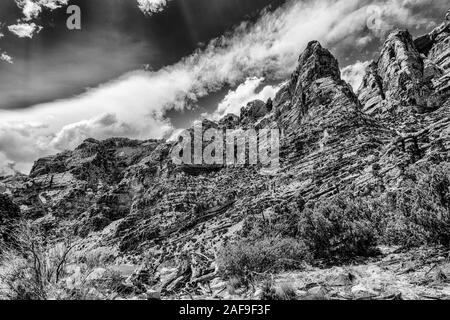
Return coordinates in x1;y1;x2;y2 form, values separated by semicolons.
217;237;310;284
380;164;450;247
0;222;75;300
297;194;378;262
241;196;305;239
0;223;133;300
238;194;378;264
218;164;450;282
55;267;131;300
296;164;450;251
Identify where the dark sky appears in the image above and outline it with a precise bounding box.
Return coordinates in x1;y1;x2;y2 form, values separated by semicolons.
0;0;286;111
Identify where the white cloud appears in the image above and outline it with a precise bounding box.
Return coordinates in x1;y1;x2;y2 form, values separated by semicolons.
137;0;171;15
1;52;13;64
0;153;20;177
0;122;52;173
51;113;139;150
0;1;68;63
341;60;371;91
15;0;69;21
0;0;444;173
8;23;42;38
214;77;280;118
0;32;13;63
39;0;69;10
0;70;180;172
16;0;42;21
356;35;374;48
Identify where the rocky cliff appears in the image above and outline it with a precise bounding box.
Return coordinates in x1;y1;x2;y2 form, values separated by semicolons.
1;16;450;300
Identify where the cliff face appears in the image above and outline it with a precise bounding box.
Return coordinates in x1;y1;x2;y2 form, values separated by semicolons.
358;25;450;116
1;17;450;298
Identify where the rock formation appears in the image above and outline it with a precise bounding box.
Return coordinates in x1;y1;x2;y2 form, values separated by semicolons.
1;13;450;300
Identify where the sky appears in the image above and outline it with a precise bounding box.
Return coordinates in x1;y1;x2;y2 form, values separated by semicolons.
0;0;447;174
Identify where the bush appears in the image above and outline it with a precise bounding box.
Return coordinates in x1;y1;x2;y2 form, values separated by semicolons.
226;164;450;274
217;237;310;283
380;164;450;248
0;223;133;300
298;194;379;262
0;222;75;300
241;196;305;239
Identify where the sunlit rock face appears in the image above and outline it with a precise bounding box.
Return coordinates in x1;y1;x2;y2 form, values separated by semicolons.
378;31;427;106
358;21;450;118
358;61;386;115
1;13;449;294
418;20;450;72
239;100;269;126
218;114;240;130
358;30;431;115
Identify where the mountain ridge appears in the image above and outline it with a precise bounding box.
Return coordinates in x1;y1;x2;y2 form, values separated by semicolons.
1;13;450;300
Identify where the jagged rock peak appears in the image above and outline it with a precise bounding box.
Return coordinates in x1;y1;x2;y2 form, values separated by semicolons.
357;61;385;114
358;20;450;116
357;29;436;114
427;24;450;73
378;29;424;94
292;41;341;89
275;41;344;117
271;40;363;131
415;12;450;56
218;113;240;129
240;100;270;126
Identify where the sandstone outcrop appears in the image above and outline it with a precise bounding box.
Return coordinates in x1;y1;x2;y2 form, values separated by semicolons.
1;13;450;300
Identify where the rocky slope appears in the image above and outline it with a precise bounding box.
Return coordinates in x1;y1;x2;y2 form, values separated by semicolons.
1;16;450;300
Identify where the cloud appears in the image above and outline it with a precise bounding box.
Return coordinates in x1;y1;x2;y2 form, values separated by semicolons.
0;53;13;64
14;0;69;21
214;77;280;118
16;0;42;21
8;23;42;38
16;0;166;19
356;35;374;48
0;0;445;172
137;0;171;15
10;1;64;38
51;113;141;150
0;1;69;63
341;60;371;91
0;153;20;177
0;70;178;171
0;121;53;173
0;31;12;63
